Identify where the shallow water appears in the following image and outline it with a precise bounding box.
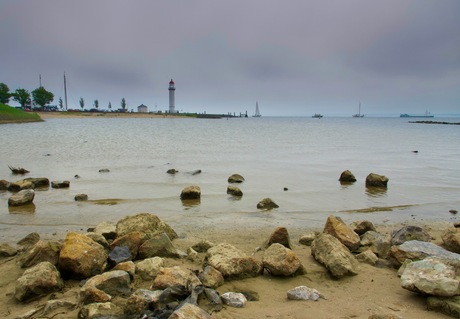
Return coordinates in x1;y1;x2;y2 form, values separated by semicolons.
1;116;459;242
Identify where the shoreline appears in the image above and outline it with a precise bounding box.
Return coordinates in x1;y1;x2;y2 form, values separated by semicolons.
36;111;191;119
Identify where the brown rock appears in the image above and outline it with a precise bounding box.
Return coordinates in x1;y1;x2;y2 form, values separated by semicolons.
267;227;292;249
151;266;201;290
365;173;389;188
180;185;201;200
339;170;356;183
323;215;360;251
110;231;148;259
116;213;178;240
263;243;304;276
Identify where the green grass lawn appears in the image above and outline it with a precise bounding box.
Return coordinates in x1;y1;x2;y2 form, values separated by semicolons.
0;104;42;123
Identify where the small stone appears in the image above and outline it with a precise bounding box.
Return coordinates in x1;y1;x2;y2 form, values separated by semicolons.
51;180;70;188
257;198;279;209
167;169;178;174
99;168;110;173
287;286;321;301
228;174;245;183
221;292;247;308
75;194;88;201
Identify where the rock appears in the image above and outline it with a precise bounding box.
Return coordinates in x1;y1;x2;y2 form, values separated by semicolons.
42;299;77;316
221;292;247;307
78;302;124;319
138;232;180;259
169;302;213;319
451;209;459;215
400;257;460;296
125;289;162;317
263;243;304;276
227;185;243;197
228;174;245;183
15;261;64;301
0;179;10;190
266;227;292;249
427;296;460;318
0;243;17;257
151;266;201;290
23;177;49;188
454;222;460;228
299;232;318;246
368;313;404;319
112;261;135;279
323;215;360;251
17;232;40;248
256;197;279;209
388;240;460;267
311;233;359;278
357;231;391;258
198;266;224;289
167;168;178;174
8;180;33;192
355;250;379;265
189;169;202;175
108;246;132;265
51;180;70;188
80;270;131;304
93;221;117;240
19;240;61;268
85;232;110;250
74;193;88;201
8;189;35;206
350;220;376;235
116;212;178;240
287;286;322;301
192;240;215;253
391;225;431;246
110;231;148;259
339;170;356;183
442;228;460;253
365;173;389;188
59;232;108;279
206;243;263;279
99;168;110;173
135;257;164;281
180;185;201;200
187;247;200;261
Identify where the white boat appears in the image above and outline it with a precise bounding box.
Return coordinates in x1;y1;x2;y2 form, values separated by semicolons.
352;102;364;118
253;101;261;117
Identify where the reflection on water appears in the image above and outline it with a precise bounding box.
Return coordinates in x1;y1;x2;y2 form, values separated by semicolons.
8;203;36;214
365;187;388;198
181;199;201;208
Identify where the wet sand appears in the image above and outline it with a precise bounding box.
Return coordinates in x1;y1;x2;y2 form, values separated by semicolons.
0;219;453;319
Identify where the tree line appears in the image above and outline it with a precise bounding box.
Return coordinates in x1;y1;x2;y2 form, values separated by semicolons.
0;82;127;112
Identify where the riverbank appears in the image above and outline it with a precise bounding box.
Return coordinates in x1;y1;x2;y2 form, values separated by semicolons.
0;104;42;124
0;215;455;319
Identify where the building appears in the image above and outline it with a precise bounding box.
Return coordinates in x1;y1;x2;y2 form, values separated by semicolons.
137;104;148;113
168;79;176;113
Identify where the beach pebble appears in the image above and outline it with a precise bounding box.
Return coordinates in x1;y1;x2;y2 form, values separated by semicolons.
287;286;321;301
221;292;247;307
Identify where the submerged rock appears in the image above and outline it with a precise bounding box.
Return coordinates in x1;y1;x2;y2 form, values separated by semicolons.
8;189;35;206
339;170;356;183
227;185;243;197
365;173;389;188
256;198;279;210
180;185;201;200
228;174;245;183
51;180;70;188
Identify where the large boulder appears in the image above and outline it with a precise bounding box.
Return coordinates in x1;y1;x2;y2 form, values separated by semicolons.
15;261;64;301
256;198;279;209
110;231;148;259
365;173;389;188
138;232;181;259
80;270;131;304
79;302;124;319
263;243;304;276
388;240;460;267
357;231;391;258
339;170;356;183
400;257;460;296
59;232;108;279
135;257;164;281
391;225;431;246
206;243;263;279
228;174;245;183
311;233;359;278
116;213;178;240
180;185;201;200
323;215;360;251
8;189;35;206
19;240;61;268
151;266;201;290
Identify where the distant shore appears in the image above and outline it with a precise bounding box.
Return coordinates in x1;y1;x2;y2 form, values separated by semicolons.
36;111;190;119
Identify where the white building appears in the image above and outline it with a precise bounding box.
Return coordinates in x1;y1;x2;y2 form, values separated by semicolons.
137;104;148;113
168;79;176;113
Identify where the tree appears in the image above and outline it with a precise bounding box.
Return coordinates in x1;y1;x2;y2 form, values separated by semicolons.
121;98;126;112
32;86;54;107
12;88;31;108
58;97;63;110
79;97;85;110
94;99;99;110
108;102;112;111
0;83;10;104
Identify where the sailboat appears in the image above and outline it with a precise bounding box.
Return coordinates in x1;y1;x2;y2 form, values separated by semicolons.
352;102;364;118
253;101;261;117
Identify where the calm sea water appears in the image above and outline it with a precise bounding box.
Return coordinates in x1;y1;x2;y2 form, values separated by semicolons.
1;117;459;242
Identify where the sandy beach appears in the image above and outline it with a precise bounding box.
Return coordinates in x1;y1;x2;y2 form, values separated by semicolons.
0;217;455;319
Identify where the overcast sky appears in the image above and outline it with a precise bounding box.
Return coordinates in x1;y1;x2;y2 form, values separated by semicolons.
1;0;459;116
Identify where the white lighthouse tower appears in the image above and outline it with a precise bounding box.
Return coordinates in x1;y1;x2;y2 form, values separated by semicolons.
168;79;176;113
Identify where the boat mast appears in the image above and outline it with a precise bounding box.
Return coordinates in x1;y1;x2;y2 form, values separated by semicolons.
64;72;68;111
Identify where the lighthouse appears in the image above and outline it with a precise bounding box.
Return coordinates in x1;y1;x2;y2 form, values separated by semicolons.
168;79;176;113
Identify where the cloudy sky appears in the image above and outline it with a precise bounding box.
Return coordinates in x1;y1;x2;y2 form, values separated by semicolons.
1;0;459;116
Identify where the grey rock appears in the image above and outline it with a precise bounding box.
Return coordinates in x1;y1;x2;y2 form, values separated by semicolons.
80;270;131;304
98;168;110;173
8;189;35;206
388;240;460;267
78;302;124;319
108;246;132;265
138;232;180;259
287;286;322;301
299;232;318;246
221;292;247;308
167;168;178;174
350;220;376;235
17;232;40;248
355;250;379;265
19;240;61;268
391;225;431;246
358;231;391;258
85;232;110;250
198;266;224;289
192;240;215;253
427;295;460;318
